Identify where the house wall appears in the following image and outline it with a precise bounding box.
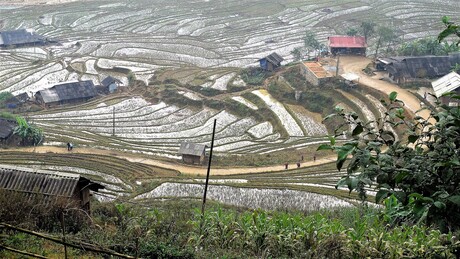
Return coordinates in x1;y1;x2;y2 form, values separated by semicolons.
330;47;366;56
301;65;320;86
182;154;204;165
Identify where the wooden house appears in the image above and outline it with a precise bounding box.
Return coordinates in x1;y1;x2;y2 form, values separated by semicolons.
0;165;104;212
0;118;16;145
35;80;96;107
0;29;46;48
301;62;333;86
382;54;460;84
431;72;460;106
328;36;367;56
101;76;123;93
178;142;207;165
259;52;284;71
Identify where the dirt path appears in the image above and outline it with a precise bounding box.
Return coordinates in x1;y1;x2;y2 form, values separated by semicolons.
339;56;431;120
4;146;337;176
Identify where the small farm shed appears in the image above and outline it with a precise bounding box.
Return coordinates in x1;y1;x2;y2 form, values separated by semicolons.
101;76;123;93
0;165;104;212
431;72;460;106
178;142;207;165
15;92;30;103
35;80;96;107
384;54;460;84
341;72;360;87
259;52;284;71
328;36;367;56
0;118;16;145
0;29;46;48
301;62;333;86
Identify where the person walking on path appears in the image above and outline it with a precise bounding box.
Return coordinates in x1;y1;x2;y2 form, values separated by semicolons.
296;162;300;168
313;155;316;162
69;143;73;151
284;162;288;170
67;143;71;151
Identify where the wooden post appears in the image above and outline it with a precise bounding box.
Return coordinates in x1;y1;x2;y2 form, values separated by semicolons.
200;119;217;236
336;54;340;77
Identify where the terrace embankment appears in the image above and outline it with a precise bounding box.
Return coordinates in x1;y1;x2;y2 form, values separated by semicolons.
1;146;337;176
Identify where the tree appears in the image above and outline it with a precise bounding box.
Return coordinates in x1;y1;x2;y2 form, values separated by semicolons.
360;21;376;43
438;16;460;45
304;30;322;59
346;28;359;36
290;47;303;62
374;26;397;58
319;92;460;232
14;116;44;146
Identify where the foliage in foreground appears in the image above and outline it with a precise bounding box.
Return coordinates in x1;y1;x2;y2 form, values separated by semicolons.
320;92;460;232
1;198;460;258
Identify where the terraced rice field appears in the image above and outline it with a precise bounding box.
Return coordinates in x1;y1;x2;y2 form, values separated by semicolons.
1;0;456;207
0;0;457;95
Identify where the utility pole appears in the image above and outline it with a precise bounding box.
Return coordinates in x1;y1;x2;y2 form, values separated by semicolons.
200;119;217;236
336;54;340;77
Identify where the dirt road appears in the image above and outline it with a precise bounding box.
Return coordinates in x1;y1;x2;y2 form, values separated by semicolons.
6;146;336;176
339;56;431;120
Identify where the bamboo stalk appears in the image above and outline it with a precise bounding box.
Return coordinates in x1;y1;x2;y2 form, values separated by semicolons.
0;243;48;259
0;223;136;259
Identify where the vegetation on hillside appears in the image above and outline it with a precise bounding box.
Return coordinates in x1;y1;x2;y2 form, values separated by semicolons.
321;92;460;232
1;197;459;258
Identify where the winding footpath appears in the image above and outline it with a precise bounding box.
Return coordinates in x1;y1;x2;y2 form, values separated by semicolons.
340;56;431;121
2;146;336;176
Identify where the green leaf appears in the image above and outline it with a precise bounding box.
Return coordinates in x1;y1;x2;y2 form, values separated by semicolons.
447;195;460;205
328;135;336;145
376;189;391;203
434;201;446;210
389;91;398;101
317;144;333;151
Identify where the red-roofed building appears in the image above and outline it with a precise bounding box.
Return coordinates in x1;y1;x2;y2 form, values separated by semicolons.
328;36;367;56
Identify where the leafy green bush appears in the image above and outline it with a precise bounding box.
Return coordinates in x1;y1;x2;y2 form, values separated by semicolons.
241;67;269;86
320;92;460;232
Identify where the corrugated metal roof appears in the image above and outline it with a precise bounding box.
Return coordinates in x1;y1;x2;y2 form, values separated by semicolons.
341;72;360;81
0;165;104;197
432;72;460;97
259;52;284;65
39;88;60;103
386;55;460;79
328;36;367;48
37;80;96;104
0;29;45;46
178;142;206;157
0;119;15;139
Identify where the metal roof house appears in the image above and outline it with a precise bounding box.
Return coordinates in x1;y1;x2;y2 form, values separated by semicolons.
431;71;460;106
382;54;460;84
0;29;46;48
101;76;123;93
0;165;104;211
259;52;284;71
35;80;96;107
328;36;367;56
178;142;207;165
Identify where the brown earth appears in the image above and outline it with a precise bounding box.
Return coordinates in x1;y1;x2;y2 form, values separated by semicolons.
339;55;431;121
